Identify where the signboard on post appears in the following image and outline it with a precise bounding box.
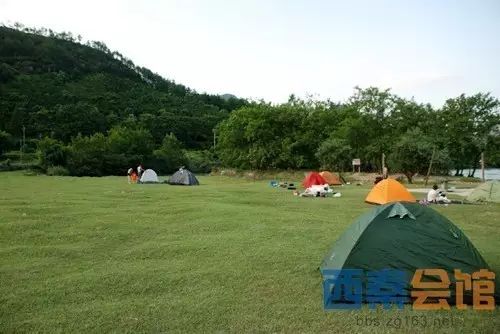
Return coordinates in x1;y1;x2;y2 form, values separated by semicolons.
352;159;361;173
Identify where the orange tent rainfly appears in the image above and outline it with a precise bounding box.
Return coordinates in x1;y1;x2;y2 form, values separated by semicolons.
320;171;342;185
365;178;416;205
302;172;327;188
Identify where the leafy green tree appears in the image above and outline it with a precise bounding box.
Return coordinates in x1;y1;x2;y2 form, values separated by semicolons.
107;126;154;157
0;130;12;156
439;93;500;176
152;133;187;174
186;150;216;173
315;138;352;172
389;129;450;183
37;137;67;169
66;133;108;176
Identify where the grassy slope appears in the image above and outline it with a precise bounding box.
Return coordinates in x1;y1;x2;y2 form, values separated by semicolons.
0;172;498;333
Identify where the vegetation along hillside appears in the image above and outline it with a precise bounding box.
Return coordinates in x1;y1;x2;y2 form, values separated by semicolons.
0;24;246;174
0;23;499;178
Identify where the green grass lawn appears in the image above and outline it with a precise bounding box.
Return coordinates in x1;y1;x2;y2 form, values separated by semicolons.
0;172;498;333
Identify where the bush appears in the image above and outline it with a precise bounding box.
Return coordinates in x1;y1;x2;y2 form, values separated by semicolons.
0;130;13;156
0;159;39;172
152;133;187;174
46;165;69;176
186;150;216;173
315;138;352;172
37;137;67;169
66;133;108;176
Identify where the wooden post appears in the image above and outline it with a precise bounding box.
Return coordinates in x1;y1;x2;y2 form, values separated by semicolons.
424;147;436;186
481;152;485;182
381;153;385;174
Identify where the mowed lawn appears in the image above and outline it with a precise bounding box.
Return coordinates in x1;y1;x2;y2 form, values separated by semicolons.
0;172;498;333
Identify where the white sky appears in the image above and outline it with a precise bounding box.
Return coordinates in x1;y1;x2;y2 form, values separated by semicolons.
1;0;499;106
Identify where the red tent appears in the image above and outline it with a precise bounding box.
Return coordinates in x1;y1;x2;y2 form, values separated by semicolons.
302;172;327;188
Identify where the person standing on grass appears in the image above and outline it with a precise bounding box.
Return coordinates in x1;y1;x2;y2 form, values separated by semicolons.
427;184;439;203
137;163;144;178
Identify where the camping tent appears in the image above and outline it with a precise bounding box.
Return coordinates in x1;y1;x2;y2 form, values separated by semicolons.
320;202;499;304
365;178;416;204
140;169;159;183
320;171;342;185
465;181;500;203
302;172;327;188
168;168;199;185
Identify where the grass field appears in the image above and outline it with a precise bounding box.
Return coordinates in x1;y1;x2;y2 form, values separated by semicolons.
0;172;498;333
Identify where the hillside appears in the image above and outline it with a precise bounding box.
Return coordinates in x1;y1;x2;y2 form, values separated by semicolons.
0;25;246;148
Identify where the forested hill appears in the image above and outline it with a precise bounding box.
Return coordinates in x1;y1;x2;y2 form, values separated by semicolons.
0;25;246;148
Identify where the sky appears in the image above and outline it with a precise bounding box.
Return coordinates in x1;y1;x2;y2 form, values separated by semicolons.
1;0;499;106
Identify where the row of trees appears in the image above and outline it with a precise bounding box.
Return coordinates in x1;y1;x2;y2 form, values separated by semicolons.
1;24;499;179
37;126;215;176
216;88;500;182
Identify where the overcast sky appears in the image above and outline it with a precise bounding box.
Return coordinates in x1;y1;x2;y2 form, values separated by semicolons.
1;0;499;106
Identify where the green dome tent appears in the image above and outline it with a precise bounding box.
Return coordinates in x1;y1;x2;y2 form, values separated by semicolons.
320;202;498;304
465;181;500;203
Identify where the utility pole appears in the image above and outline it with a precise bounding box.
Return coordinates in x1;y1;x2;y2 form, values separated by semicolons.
481;152;485;182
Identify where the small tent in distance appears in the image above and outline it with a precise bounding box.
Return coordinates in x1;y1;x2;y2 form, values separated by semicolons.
320;171;342;186
169;168;199;185
365;178;416;205
140;169;159;183
320;202;499;304
302;172;327;188
465;180;500;203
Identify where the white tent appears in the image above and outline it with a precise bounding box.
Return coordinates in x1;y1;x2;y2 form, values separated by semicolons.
140;169;159;183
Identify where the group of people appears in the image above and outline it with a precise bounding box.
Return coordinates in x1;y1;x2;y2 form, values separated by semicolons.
127;164;144;184
296;184;341;197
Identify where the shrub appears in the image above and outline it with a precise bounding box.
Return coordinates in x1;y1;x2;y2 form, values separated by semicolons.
66;133;108;176
186;150;216;173
46;165;70;176
152;133;187;174
0;130;13;156
315;138;352;172
37;137;67;169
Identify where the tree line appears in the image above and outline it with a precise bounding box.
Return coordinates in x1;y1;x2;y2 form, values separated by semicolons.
216;88;500;182
0;24;499;180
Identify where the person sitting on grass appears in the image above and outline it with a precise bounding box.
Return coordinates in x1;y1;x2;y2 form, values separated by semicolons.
427;184;439;203
427;184;451;204
437;191;451;204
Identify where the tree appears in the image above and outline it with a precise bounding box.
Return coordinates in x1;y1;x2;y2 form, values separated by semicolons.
37;137;67;169
185;150;216;173
315;138;352;172
0;130;12;156
66;133;108;176
152;133;187;174
439;93;500;175
389;129;450;183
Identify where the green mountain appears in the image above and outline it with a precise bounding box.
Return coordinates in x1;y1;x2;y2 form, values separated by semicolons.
0;25;246;148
